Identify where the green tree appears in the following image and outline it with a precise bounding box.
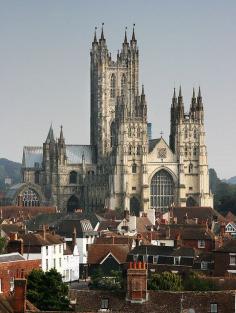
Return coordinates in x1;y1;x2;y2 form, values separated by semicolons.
183;272;217;291
148;272;183;291
90;268;123;290
0;237;6;254
27;269;70;311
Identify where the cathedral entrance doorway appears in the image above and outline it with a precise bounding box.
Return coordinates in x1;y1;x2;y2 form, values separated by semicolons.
67;195;80;212
130;197;140;217
150;169;174;213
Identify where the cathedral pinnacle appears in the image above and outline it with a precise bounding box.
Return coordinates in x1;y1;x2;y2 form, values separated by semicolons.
178;85;182;98
59;125;64;141
141;84;145;95
100;23;105;41
131;24;136;42
93;27;98;43
46;124;55;143
192;87;196;99
172;88;177;107
124;27;128;44
198;86;202;99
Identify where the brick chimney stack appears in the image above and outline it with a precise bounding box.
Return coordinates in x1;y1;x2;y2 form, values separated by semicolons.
7;233;24;255
126;262;148;303
11;278;26;313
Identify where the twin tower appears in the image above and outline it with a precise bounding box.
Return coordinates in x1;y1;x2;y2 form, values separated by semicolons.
89;25;213;213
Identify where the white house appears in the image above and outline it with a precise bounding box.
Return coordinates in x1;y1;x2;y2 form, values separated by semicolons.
225;222;236;237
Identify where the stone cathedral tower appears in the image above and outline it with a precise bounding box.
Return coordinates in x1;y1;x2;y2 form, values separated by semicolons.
19;26;213;214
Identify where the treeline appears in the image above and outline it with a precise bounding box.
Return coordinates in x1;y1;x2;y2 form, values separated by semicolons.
209;168;236;215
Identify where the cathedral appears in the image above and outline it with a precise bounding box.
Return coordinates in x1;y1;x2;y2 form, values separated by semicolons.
14;26;213;214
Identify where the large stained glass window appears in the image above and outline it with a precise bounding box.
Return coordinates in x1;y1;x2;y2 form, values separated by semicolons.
150;170;174;212
22;189;40;207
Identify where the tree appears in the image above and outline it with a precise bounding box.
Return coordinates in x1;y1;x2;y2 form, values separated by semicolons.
90;268;123;290
183;272;217;291
148;272;183;291
27;269;70;311
0;237;6;254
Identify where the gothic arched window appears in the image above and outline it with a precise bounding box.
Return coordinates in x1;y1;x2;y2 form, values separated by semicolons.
110;122;116;147
128;145;132;155
22;189;40;207
128;127;132;137
189;163;193;173
150;170;174;212
137;145;141;155
185;146;188;157
137;128;141;138
121;74;126;96
193;129;197;139
69;171;77;184
110;74;116;98
193;146;198;156
35;171;40;184
132;163;137;173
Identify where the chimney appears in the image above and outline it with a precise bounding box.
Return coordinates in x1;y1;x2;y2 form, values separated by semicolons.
11;278;26;313
126;262;148;303
7;235;24;255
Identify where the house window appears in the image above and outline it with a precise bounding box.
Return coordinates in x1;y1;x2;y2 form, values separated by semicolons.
101;298;109;310
174;257;181;265
46;246;48;256
53;259;56;268
230;254;236;265
59;258;62;267
46;259;48;271
10;277;14;292
198;240;205;248
54;245;56;254
201;261;208;270
153;256;158;264
210;303;218;313
59;244;62;253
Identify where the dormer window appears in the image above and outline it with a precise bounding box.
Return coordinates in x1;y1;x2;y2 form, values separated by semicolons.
100;298;109;311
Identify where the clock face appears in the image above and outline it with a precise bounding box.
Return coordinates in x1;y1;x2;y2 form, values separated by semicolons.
158;148;167;159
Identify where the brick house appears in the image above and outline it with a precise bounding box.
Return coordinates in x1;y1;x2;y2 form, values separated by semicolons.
0;253;40;295
214;239;236;276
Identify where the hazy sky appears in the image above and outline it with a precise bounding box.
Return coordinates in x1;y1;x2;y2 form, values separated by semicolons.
0;0;235;179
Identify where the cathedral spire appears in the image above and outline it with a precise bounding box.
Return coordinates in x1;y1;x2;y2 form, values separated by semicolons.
124;26;128;44
141;84;145;103
131;24;136;42
59;125;64;142
177;86;184;119
46;124;55;143
172;88;177;107
100;23;105;41
93;26;97;43
197;86;203;107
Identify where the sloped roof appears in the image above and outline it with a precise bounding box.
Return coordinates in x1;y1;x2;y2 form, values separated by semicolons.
172;206;225;223
215;239;236;253
20;232;64;250
22;144;94;168
88;244;129;264
22;146;43;168
148;138;161;153
66;145;93;164
225;211;236;222
0;252;25;263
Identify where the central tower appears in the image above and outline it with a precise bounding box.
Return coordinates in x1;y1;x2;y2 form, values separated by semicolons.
90;25;139;161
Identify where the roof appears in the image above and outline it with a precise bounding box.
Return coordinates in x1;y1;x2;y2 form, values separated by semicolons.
19;232;64;253
136;216;153;233
22;146;43;168
129;245;195;258
0;224;22;236
88;244;130;264
22;145;94;169
215;239;236;253
70;290;235;313
171;206;225;224
0;252;25;263
56;218;96;237
98;220;120;232
148;138;161;153
66;145;93;164
225;211;236;222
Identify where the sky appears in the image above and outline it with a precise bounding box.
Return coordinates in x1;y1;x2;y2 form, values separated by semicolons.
0;0;235;179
